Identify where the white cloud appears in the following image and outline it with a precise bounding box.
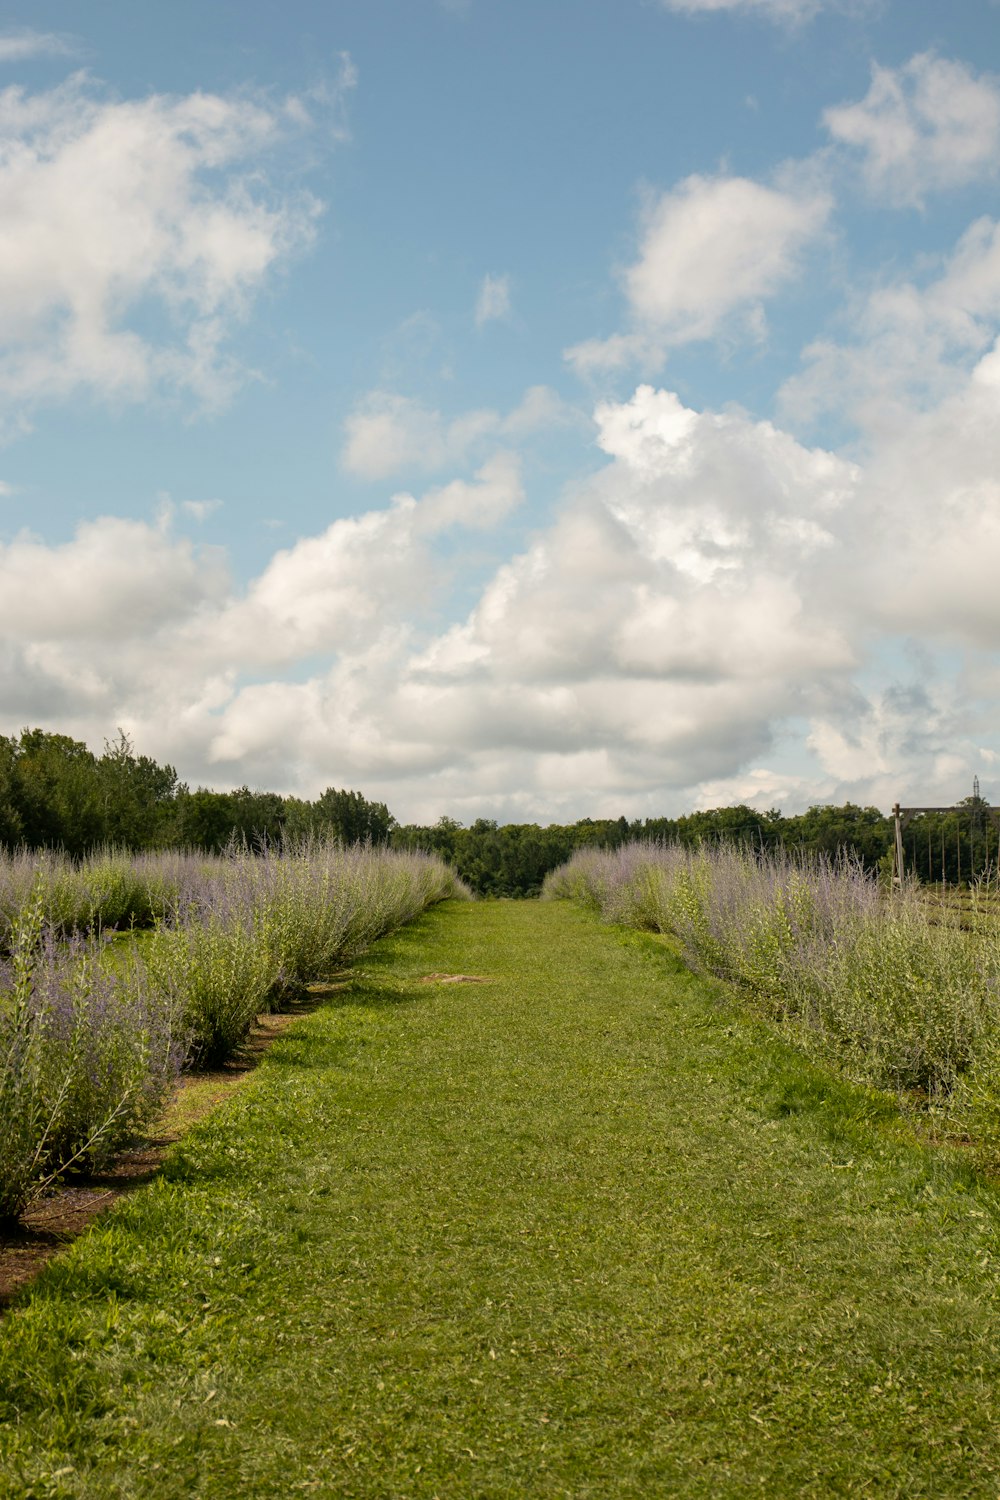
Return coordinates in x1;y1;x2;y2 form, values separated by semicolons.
9;341;1000;820
341;384;576;480
0;393;868;810
0;514;226;642
657;0;825;22
849;340;1000;648
0;30;75;62
0;68;349;418
625;176;831;341
341;392;499;480
180;499;223;521
825;54;1000;207
565;174;830;373
475;272;511;327
781;212;1000;431
562;331;666;379
415;452;524;533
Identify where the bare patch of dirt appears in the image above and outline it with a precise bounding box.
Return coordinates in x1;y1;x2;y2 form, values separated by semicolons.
0;978;350;1309
417;973;491;985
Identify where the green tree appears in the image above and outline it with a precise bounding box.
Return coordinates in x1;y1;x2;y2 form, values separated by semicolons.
781;804;892;870
310;787;396;845
13;729;103;854
229;787;287;848
171;789;242;853
96;730;179;848
0;735;23;848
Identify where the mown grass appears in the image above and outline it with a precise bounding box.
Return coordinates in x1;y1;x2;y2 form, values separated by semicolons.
3;899;1000;1497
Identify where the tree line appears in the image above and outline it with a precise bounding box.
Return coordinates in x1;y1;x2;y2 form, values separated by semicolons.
392;803;895;897
0;729;394;855
16;725;996;898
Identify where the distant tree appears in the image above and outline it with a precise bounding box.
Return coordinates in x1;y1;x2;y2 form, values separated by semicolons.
672;805;782;851
0;735;23;848
229;786;287;847
171;789;242;853
13;729;103;854
392;815;462;861
310;787;396;845
96;730;179;848
281;796;314;844
781;803;892;870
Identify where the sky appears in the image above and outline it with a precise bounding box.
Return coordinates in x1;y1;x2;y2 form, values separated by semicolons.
1;0;1000;824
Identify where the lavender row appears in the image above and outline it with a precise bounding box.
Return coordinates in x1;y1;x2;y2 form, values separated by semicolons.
0;843;467;1221
0;846;213;950
544;843;1000;1121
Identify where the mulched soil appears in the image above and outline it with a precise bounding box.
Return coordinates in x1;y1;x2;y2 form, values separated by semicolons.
0;984;345;1309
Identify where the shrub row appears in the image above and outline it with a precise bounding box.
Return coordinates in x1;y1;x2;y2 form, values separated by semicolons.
544;843;1000;1126
0;846;210;950
0;843;466;1221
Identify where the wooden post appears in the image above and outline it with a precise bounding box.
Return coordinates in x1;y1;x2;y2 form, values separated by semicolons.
893;802;904;891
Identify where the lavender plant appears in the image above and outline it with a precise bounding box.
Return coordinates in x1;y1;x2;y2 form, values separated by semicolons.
0;843;466;1219
544;841;1000;1099
0;846;191;948
134;842;466;1065
0;889;184;1221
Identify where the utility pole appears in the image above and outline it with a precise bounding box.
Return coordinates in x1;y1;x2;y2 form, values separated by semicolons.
892;802;904;890
972;774;984;878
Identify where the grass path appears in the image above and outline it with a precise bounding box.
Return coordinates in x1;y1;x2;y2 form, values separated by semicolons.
3;899;1000;1497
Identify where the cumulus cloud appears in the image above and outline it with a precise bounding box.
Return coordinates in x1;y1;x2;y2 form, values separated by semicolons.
0;67;349;418
180;499;223;522
565;174;830;373
0;385;862;812
8;340;1000;818
341;392;494;480
415;452;524;532
850;341;1000;648
825;54;1000;207
474;272;511;327
561;331;665;379
0;514;226;643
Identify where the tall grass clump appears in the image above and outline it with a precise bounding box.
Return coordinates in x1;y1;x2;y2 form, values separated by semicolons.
0;888;184;1221
545;842;1000;1105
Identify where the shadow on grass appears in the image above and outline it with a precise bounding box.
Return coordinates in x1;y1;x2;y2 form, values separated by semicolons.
325;980;428;1012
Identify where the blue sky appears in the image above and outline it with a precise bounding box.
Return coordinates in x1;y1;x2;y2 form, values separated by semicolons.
2;0;1000;821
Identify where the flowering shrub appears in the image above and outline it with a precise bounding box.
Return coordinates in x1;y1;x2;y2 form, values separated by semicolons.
0;846;194;948
0;889;184;1221
138;843;467;1063
545;842;1000;1099
0;844;466;1217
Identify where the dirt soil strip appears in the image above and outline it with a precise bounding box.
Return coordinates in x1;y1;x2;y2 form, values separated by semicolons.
0;981;348;1308
416;972;491;984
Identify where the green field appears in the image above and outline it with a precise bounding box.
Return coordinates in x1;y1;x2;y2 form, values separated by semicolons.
3;899;1000;1497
